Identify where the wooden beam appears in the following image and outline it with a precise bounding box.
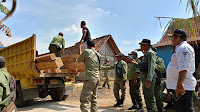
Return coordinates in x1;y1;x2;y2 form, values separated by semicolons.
64;62;85;70
36;53;56;62
44;68;62;73
36;57;64;70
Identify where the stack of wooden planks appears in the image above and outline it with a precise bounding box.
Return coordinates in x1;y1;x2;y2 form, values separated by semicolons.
61;54;85;73
36;53;66;73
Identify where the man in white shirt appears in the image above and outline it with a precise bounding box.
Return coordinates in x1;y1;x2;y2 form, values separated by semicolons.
167;29;196;112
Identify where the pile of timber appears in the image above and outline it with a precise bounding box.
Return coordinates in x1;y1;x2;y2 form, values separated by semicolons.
36;53;67;73
61;54;85;73
61;44;85;73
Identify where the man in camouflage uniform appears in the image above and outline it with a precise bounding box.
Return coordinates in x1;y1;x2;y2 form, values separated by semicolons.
127;51;143;111
0;56;11;110
102;59;111;89
49;32;65;57
77;39;101;112
132;39;157;112
102;53;127;107
152;47;165;112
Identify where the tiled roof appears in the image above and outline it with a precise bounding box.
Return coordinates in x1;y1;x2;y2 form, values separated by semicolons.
63;35;121;56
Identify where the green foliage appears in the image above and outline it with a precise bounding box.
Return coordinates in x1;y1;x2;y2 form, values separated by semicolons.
0;3;10;15
166;18;199;41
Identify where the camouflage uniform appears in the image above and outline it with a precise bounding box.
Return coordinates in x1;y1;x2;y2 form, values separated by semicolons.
127;58;143;108
0;70;10;110
77;48;101;112
102;65;111;88
140;48;157;112
154;57;165;111
102;60;127;106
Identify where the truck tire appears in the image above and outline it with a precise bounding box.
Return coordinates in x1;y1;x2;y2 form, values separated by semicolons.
62;95;69;101
50;88;64;101
25;99;34;106
39;90;49;98
15;83;26;107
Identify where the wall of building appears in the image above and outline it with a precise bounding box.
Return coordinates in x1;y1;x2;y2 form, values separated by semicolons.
156;46;173;72
99;42;116;79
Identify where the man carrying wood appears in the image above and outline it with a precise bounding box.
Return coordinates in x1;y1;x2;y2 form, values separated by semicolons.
49;32;65;57
77;39;101;112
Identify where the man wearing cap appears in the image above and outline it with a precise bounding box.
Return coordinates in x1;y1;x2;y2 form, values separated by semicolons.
77;39;101;112
0;56;11;110
49;32;65;57
102;59;111;89
127;51;143;111
79;21;91;45
166;29;196;112
132;39;157;112
102;53;127;107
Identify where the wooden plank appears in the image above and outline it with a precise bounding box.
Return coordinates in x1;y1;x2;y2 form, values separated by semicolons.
40;70;45;73
62;54;79;59
64;62;85;70
61;69;68;73
77;69;85;72
36;57;64;70
39;73;80;77
44;68;61;73
36;53;56;62
62;58;76;64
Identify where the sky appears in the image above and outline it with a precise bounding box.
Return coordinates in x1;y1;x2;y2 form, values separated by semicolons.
0;0;193;55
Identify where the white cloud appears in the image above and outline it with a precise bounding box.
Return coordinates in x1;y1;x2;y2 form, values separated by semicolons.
63;24;81;35
0;34;26;47
96;8;111;16
122;40;132;45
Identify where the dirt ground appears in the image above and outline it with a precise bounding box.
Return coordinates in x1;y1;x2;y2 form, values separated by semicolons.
18;81;200;112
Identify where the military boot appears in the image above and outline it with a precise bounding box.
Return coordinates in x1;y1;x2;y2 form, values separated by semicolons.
128;104;138;110
114;100;121;107
108;84;110;89
134;105;144;112
118;99;124;107
102;84;105;88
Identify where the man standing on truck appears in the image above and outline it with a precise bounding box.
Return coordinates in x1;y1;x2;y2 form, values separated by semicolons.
0;56;11;110
49;32;65;57
79;21;91;45
77;39;101;112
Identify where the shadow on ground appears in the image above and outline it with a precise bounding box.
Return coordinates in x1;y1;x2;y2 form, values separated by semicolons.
18;100;78;111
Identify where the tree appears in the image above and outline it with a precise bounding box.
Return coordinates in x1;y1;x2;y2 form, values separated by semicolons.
0;0;16;37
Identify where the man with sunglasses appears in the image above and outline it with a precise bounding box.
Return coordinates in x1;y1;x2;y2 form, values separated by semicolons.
167;29;196;112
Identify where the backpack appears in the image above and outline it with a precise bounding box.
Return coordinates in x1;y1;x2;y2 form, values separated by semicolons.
116;62;123;79
155;57;165;83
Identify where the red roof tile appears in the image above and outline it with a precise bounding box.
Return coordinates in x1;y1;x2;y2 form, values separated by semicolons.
63;35;121;56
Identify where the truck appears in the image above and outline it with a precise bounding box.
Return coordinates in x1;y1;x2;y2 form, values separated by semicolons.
0;34;75;107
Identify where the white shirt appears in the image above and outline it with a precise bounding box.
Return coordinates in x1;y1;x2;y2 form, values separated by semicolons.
166;41;196;91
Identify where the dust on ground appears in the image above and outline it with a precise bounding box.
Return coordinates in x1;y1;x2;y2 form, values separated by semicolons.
18;81;200;112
